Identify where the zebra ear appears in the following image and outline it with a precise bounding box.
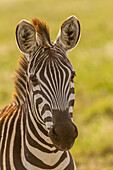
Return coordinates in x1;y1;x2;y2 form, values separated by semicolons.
16;20;37;54
55;16;81;51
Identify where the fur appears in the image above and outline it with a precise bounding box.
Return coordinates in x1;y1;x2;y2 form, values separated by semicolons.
31;18;52;48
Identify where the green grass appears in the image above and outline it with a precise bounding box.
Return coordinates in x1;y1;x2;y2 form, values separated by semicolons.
0;0;113;169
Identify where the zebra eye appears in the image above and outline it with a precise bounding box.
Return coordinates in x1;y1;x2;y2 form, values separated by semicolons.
71;71;76;80
30;74;38;83
30;74;41;85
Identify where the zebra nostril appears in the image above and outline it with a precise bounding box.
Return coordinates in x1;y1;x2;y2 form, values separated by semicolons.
73;125;78;139
52;127;58;139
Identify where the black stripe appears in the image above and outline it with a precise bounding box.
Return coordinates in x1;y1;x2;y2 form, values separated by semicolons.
15;81;26;98
26;92;43;124
69;100;75;107
26;130;57;153
44;116;52;123
24;144;67;169
41;104;51;116
29;46;42;72
0;115;11;169
0;109;14;169
27;109;52;147
70;112;73;118
40;84;53;105
0;115;7;139
13;108;27;170
64;151;74;170
6;110;18;170
33;90;51;105
67;87;75;101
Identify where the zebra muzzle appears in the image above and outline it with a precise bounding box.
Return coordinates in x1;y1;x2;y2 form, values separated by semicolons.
48;110;78;151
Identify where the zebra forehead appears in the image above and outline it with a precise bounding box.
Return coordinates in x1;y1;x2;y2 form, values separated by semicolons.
29;46;74;74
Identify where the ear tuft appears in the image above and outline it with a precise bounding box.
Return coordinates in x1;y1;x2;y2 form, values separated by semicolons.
55;16;81;51
16;20;37;54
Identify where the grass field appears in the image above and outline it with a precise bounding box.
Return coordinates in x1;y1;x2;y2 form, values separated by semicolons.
0;0;113;169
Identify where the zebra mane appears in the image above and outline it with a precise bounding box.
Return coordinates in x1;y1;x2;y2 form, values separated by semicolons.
13;55;28;105
31;18;52;48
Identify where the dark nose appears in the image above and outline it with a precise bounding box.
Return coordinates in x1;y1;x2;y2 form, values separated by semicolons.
54;122;78;139
49;122;78;151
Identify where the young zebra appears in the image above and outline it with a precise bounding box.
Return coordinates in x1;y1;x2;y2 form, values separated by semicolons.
0;16;81;170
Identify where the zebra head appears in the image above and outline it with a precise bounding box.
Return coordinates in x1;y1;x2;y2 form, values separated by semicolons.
16;16;80;151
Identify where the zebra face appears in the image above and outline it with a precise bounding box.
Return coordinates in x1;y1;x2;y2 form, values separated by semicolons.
16;16;80;151
28;45;78;151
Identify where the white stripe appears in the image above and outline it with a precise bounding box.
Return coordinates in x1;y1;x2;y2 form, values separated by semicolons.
28;105;53;144
55;63;62;109
9;108;20;170
53;151;70;170
25;137;63;166
37;86;54;108
26;118;55;151
42;110;52;120
71;118;73;122
2;108;17;170
33;84;41;91
45;122;53;129
70;81;74;88
69;106;73;113
44;64;58;109
27;91;44;124
34;94;50;115
69;93;75;101
21;109;35;170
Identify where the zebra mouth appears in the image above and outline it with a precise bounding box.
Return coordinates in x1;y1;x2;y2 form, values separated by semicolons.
50;138;75;151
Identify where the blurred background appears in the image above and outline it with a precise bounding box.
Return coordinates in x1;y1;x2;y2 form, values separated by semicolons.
0;0;113;169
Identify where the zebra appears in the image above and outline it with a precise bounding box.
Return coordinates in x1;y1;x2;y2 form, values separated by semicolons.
0;15;81;170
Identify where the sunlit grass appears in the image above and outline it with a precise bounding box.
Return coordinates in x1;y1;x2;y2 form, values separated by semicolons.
0;0;113;169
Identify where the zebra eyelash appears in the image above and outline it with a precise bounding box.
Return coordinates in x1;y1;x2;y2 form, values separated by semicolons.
30;74;41;85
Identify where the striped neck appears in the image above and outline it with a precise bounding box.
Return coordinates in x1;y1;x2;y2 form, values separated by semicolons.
20;90;72;169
